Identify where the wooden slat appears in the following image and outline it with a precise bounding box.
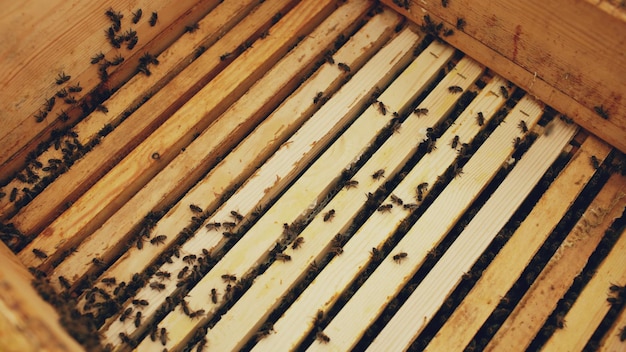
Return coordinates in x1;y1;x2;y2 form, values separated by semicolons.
599;303;626;351
367;118;577;351
0;0;263;221
0;0;224;181
17;0;339;270
485;173;626;351
0;242;83;352
103;24;421;350
206;45;478;352
75;2;397;308
255;72;510;351
424;135;613;351
382;0;626;154
543;225;626;351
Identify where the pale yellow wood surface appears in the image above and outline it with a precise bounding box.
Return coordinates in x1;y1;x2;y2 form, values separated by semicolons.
255;72;512;352
308;95;543;351
425;135;613;351
99;23;421;350
599;305;626;351
204;42;470;352
486;174;626;351
543;225;626;351
382;0;626;154
0;243;83;352
17;0;339;270
75;4;397;311
0;0;261;221
0;0;224;180
367;118;577;351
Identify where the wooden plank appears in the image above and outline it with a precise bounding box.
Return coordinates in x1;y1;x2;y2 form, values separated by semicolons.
206;45;475;352
255;72;509;352
17;0;339;270
599;304;626;351
74;3;397;310
10;0;298;236
0;0;225;181
0;242;84;352
382;0;626;154
0;0;263;221
424;135;613;351
485;173;626;351
102;24;422;350
543;225;626;351
308;95;543;351
367;118;577;351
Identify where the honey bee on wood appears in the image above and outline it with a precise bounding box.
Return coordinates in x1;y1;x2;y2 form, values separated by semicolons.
450;135;460;149
134;311;142;327
441;0;449;7
476;111;485;126
512;137;521;148
64;96;77;105
222;221;236;230
132;9;142;24
149;12;158;26
448;85;463;94
276;253;292;262
230;210;244;222
414;108;429;117
344;179;359;189
178;266;189;279
155;271;171;280
313;91;324;104
44;97;56;111
149;282;166;291
500;86;509;99
221;274;237;283
211;288;218;304
132;299;149;307
291;236;304;249
377;204;393;213
403;203;418;210
58;276;71;290
316;331;330;343
594;105;610;119
120;307;133;322
160;327;168;346
55;72;71;85
376;101;387;115
205;222;221;231
337;62;350;73
68;83;82;93
390;194;403;206
101;277;116;286
34;110;47;122
518;120;528;133
590;155;600;169
56;88;68;98
618;325;626;342
92;257;105;266
443;28;454;36
183;254;197;265
150;235;167;245
323;209;336;222
393;252;407;263
119;332;136;347
91;52;105;64
185;23;200;33
372;169;385;180
456;18;466;30
189;204;203;213
32;248;48;259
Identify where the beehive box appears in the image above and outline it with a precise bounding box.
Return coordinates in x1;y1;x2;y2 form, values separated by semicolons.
0;0;625;351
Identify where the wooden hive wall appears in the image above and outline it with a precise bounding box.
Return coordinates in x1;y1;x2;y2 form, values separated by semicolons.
0;0;625;351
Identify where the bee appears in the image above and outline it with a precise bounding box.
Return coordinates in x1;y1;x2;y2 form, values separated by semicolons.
456;18;466;30
149;282;166;291
186;23;201;34
372;169;385;180
594;105;610;119
559;115;574;124
221;274;237;283
134;311;142;327
416;182;428;201
58;276;71;290
442;0;449;7
393;252;408;263
316;331;330;343
101;277;116;286
132;9;142;24
276;253;292;262
189;309;205;319
443;28;454;37
337;62;350;73
119;332;136;346
500;86;509;99
92;257;105;266
590;155;600;169
68;83;82;93
513;137;521;148
620;325;626;342
149;12;158;26
476;111;485;126
292;237;304;249
155;271;170;280
222;221;236;230
230;210;244;222
344;179;359;189
403;203;418;210
378;204;393;213
178;266;189;279
323;209;336;222
211;288;218;303
58;110;69;122
32;248;48;259
183;254;197;265
91;52;105;64
34;110;47;122
377;101;387;115
95;104;108;113
150;235;167;245
127;36;138;50
515;120;528;133
450;135;460;149
64;96;77;105
206;222;221;231
160;327;168;346
390;194;403;206
414;108;429;117
132;299;149;306
55;72;71;85
189;204;203;213
120;307;133;322
56;88;68;98
109;55;124;66
448;85;463;94
45;97;56;111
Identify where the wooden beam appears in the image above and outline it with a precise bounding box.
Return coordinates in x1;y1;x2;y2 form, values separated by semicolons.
382;0;626;154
